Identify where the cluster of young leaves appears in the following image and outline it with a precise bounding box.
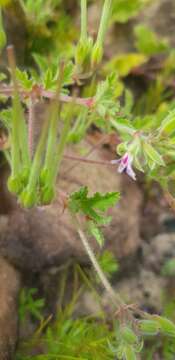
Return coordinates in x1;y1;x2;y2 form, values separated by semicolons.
15;265;116;360
15;58;74;92
16;313;116;359
19;288;45;323
69;186;120;246
108;314;175;359
0;53;80;208
15;263;175;360
10;0;76;59
98;250;119;279
20;0;62;27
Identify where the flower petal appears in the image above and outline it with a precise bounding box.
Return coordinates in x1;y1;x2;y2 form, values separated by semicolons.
118;161;127;173
126;163;136;180
111;159;120;165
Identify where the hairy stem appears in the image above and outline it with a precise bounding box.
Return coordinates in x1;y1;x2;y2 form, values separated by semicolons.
0;86;93;108
64;154;114;166
44;61;65;170
97;0;112;46
28;96;35;158
80;0;88;42
26;116;49;192
48;101;74;185
7;46;30;171
74;215;123;307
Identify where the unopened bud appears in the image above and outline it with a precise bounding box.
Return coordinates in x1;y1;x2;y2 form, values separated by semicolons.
40;185;55;205
39;168;49;187
138;320;159;336
117;143;127;156
91;43;103;69
7;175;22;194
20;189;37;208
120;326;138;345
76;37;93;69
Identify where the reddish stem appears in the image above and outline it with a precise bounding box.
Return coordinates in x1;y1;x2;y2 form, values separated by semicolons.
0;85;94;108
64;153;114;166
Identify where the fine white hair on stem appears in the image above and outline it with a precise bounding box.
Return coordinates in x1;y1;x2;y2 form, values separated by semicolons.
28;96;35;158
75;216;124;308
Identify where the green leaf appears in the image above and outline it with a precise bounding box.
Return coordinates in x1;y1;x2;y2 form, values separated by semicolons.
124;345;137;360
43;68;56;90
68;186;88;213
69;187;120;247
0;108;12;130
33;53;48;72
62;61;74;85
94;73;121;117
162;258;175;277
104;53;147;77
0;72;6;81
0;8;6;50
69;187;120;221
98;250;119;277
112;0;144;23
89;191;120;212
88;221;104;247
135;25;169;56
159;109;175;135
121;327;138;345
124;89;134;116
154;316;175;337
111;118;136;135
143;142;165;166
15;68;33;90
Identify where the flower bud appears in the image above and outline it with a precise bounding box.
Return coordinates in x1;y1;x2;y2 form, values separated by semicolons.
20;189;37;208
154;316;175;337
21;167;30;186
40;185;55;205
7;175;22;194
117;142;127;156
138;320;159;336
39;168;49;187
120;326;138;345
76;37;93;69
91;43;103;69
124;345;137;360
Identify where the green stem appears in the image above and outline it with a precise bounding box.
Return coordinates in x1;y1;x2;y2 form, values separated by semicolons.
96;0;112;46
44;61;65;170
73;215;123;308
28;96;35;158
0;8;6;50
7;46;21;177
47;102;74;185
7;46;30;174
80;0;88;42
27;116;50;192
18;0;27;14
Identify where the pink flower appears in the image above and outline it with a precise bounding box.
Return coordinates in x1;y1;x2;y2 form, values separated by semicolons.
111;153;136;180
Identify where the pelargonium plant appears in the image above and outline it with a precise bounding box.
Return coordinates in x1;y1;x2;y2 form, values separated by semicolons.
1;1;175;358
